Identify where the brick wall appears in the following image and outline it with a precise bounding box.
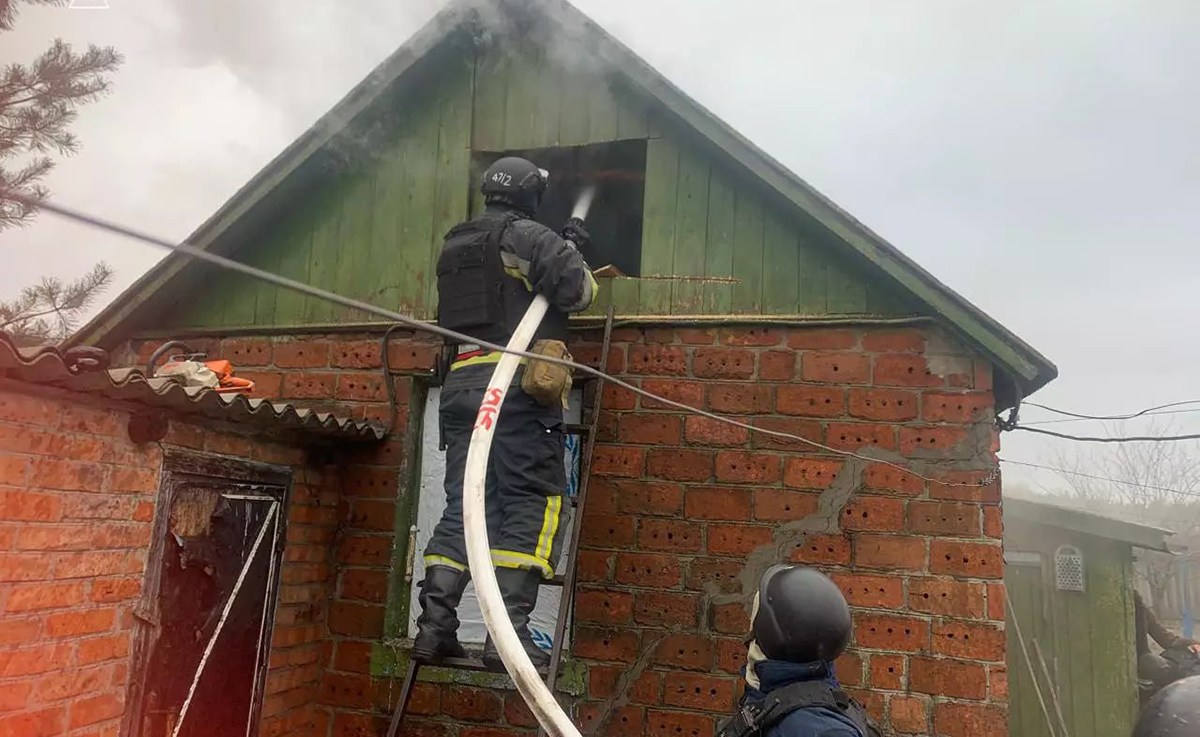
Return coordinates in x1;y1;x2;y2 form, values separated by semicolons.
0;383;345;737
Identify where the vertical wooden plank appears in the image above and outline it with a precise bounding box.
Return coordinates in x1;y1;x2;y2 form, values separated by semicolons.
638;137;679;315
367;119;407;313
333;171;377;320
396;91;441;315
610;277;640;315
426;54;474;317
174;267;228;328
557;66;592;147
219;258;260;328
531;45;563;148
274;205;314;324
303;182;343;324
796;231;828;315
587;77;620;144
730;192;764;314
866;281;916;316
249;231;283;326
472;46;508;151
825;255;868;314
503;46;538;150
1088;542;1137;737
670;146;710;313
616;91;649;140
702;173;735;314
761;210;799;314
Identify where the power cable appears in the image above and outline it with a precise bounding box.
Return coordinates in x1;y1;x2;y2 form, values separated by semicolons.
1000;458;1200;502
16;193;996;488
1012;426;1200;443
1024;400;1200;422
1022;407;1200;426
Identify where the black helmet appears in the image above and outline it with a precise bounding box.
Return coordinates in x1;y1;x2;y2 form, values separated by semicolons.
1134;675;1200;736
481;156;548;214
753;565;851;664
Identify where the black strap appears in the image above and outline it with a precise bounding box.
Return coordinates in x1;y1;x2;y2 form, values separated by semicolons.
717;682;860;737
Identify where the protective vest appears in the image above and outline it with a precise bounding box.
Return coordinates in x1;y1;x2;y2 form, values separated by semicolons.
435;213;568;347
716;681;880;737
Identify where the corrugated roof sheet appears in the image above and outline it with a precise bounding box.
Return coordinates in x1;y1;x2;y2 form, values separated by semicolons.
0;332;384;442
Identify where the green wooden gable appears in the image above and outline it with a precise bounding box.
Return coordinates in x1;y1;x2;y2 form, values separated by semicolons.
73;0;1055;396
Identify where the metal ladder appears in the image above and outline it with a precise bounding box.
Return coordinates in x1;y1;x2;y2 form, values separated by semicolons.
386;308;614;737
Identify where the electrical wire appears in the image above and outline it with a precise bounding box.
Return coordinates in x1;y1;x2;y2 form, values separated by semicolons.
15;193;998;488
1000;458;1200;502
1021;407;1200;426
1012;426;1200;443
1024;400;1200;422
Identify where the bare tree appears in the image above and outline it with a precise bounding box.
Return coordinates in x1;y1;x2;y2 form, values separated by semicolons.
1;0;122;228
0;261;112;345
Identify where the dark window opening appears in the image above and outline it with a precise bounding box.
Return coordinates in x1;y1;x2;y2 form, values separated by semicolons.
472;140;647;276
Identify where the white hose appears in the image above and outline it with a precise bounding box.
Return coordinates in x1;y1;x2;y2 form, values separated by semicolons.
463;293;580;737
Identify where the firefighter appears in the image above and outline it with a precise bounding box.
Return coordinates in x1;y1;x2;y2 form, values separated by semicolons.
413;156;597;671
1132;674;1200;736
718;565;879;737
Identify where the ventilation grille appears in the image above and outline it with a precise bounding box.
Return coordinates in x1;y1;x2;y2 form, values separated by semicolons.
1055;546;1085;592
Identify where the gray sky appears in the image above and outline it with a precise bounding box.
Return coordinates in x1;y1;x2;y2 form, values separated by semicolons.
4;0;1200;491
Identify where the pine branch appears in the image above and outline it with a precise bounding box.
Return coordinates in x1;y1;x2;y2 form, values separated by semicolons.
0;261;112;345
0;0;66;32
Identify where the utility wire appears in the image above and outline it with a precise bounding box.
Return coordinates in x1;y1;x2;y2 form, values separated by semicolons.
1022;407;1200;426
1001;458;1200;503
1012;426;1200;443
1024;400;1200;422
16;193;996;488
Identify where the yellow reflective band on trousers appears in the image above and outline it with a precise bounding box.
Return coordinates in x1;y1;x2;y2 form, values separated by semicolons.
450;352;528;371
423;554;467;572
490;549;554;579
536;495;562;563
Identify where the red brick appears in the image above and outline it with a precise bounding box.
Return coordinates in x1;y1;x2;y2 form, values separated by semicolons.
59;405;122;437
572;344;627;375
0;392;60;424
330;340;381;368
929;470;1000;503
0;681;32;711
602;383;637;410
909;501;981;537
987;582;1006;621
576;589;634;624
648;449;712;482
386;341;438;372
613;480;683;516
835;651;864;687
37;666;115;702
715;638;747;674
281;372;336;399
443;685;502;722
759;350;796;381
990;663;1008;699
341;466;399;499
874;354;941;387
801;352;870;384
577;550;612;583
592;445;645;478
931;540;1003;579
706;384;772;414
863;463;925;496
776;386;845;417
0;488;62;521
55;550;141;579
639;518;702;553
0;617;41;646
707;524;772;557
889;695;930;734
28;457;104;492
664;672;736;712
749;417;823;452
646;709;714;737
983;506;1002;538
634;591;700;627
503;691;538;727
0;553;52;580
826;422;896;451
335;372;385;401
787;328;857;350
832;573;905;609
846;388;918;421
870;654;906;690
909;577;986;618
328;602;384;638
77;633;130;665
719;327;782;347
922;392;993;423
841;495;905;532
340;569;388;603
68;690;123;729
754;488;820;522
616;553;681;588
337;535;392;566
576;704;644;737
910;656;987;699
581;514;636;548
273;340;329;368
108;466;157;493
789;534;851;565
655;633;713;671
574;626;638;663
934;702;1006;737
0;706;65;737
781;458;842;490
628;345;688;376
0;643;71;676
974;361;993;391
5;581;85;611
898;425;970;457
854;534;925;572
715;452;780;484
862;329;925;352
685;486;752;521
693;348;755;379
709;602;750;635
330;711;390;736
619;414;682;445
640;379;703;410
45;608;116;638
221;338;272;366
933;620;1005;661
677;328;717;345
685;558;742;594
855;614;929;652
685;417;749;446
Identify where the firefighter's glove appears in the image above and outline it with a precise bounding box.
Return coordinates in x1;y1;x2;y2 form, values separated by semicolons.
561;218;590;250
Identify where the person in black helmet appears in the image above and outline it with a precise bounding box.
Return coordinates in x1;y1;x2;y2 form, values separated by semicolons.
718;565;879;737
1132;674;1200;736
413;156;597;671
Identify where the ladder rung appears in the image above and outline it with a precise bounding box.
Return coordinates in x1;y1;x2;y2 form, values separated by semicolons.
545;574;565;586
564;423;589;436
415;655;549;677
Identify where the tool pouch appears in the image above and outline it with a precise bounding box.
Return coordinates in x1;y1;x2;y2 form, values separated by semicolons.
521;339;573;408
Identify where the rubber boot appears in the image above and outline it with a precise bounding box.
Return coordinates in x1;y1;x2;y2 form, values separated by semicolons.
412;565;469;662
482;567;550;672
